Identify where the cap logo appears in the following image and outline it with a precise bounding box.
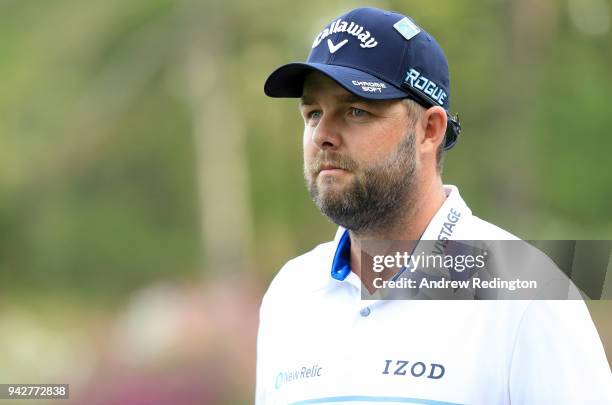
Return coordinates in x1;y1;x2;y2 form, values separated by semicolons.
393;17;421;41
351;80;387;93
404;68;447;106
312;18;378;50
327;39;348;54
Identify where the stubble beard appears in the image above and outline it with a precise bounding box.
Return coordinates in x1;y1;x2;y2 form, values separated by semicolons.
304;131;418;235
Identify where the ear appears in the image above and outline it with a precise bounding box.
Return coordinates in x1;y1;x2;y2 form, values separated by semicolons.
418;105;447;156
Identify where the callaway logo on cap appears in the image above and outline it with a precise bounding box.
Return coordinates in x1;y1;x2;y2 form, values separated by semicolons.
264;7;461;150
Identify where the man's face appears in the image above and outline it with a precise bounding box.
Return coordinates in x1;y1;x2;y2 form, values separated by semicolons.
300;72;420;233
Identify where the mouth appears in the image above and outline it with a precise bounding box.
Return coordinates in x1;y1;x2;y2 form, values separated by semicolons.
318;164;348;175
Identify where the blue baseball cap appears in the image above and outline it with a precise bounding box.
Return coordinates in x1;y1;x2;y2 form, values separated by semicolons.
264;7;461;149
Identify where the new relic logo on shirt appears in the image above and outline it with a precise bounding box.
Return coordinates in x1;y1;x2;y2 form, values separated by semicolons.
312;19;379;52
275;364;323;389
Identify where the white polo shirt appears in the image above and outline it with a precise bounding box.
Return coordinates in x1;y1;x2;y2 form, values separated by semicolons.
256;185;611;405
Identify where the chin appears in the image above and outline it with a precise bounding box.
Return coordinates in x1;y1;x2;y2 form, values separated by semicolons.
318;171;352;186
317;181;348;198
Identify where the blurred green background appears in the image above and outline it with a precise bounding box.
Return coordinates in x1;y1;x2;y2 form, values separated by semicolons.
0;0;610;403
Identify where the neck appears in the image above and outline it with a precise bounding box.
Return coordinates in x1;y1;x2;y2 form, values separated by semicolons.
350;177;446;281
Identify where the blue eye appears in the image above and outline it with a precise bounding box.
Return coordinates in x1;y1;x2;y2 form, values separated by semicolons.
309;111;322;119
351;108;367;117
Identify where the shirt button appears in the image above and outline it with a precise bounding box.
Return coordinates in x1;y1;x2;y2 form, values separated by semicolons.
360;307;371;317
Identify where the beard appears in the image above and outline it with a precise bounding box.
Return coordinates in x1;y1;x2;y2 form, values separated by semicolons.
304;130;418;234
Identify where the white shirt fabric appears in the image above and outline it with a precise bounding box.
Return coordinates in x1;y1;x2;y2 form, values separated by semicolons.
255;185;611;405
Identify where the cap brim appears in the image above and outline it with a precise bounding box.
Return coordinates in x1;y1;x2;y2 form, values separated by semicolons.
264;63;410;100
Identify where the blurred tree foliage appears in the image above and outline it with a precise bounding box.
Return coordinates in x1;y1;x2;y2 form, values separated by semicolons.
0;0;610;298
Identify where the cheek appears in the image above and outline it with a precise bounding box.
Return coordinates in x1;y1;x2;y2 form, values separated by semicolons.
354;135;395;165
365;120;412;160
303;128;316;159
302;128;310;149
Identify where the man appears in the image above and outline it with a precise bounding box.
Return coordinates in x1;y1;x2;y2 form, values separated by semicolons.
256;7;611;404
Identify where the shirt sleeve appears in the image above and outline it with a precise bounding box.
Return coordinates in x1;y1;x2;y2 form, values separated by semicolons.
508;300;612;404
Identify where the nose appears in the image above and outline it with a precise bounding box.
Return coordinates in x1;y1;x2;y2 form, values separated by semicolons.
311;113;342;150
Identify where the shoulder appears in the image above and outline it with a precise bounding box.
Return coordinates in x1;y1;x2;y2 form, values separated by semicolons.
458;214;521;240
509;300;612;402
260;240;336;312
439;185;521;241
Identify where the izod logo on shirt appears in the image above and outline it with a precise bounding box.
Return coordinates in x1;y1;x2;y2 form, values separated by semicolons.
382;359;446;379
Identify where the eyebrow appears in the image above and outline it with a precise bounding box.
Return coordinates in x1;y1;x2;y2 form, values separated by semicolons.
300;93;369;106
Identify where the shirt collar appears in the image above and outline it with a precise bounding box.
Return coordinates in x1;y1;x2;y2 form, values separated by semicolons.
331;228;352;281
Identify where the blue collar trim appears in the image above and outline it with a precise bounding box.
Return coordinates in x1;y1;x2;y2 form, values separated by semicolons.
331;229;351;281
